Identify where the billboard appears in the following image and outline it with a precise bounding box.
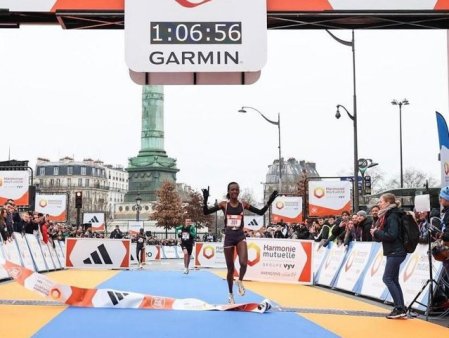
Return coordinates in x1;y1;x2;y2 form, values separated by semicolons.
308;180;351;217
271;196;303;224
83;212;106;232
35;194;68;222
0;170;29;206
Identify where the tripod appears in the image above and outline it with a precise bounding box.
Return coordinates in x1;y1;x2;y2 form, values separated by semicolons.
407;219;441;321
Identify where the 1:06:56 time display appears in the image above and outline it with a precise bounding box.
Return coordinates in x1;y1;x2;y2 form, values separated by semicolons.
150;22;242;44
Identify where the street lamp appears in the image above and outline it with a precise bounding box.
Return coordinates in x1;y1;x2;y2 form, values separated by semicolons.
327;28;359;211
238;106;282;193
135;194;142;221
214;199;218;236
335;104;360;212
391;99;410;188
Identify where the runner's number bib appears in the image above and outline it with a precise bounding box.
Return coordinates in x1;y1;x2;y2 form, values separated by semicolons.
226;215;242;229
182;232;190;241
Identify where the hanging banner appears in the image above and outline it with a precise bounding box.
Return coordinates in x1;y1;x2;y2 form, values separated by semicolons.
0;258;271;313
234;238;313;284
0;170;29;206
271;196;303;224
308;180;351;217
195;242;226;268
35;194;68;222
65;238;130;269
83;212;106;232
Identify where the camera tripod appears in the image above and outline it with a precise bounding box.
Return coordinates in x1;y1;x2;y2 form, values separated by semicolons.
407;220;442;321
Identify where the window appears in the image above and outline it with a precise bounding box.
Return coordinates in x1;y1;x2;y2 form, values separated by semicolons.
39;167;45;176
67;167;73;175
56;179;61;187
53;167;59;175
50;179;54;186
81;167;86;175
85;179;90;187
78;178;82;187
67;178;71;187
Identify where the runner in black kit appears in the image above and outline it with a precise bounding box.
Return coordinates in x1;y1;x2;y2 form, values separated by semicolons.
136;228;147;269
202;182;277;304
175;218;197;274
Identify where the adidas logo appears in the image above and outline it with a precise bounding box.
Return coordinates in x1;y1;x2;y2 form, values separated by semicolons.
89;216;99;223
83;244;113;265
248;219;259;226
107;291;129;306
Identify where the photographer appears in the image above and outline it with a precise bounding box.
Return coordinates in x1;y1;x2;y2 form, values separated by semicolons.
110;225;123;239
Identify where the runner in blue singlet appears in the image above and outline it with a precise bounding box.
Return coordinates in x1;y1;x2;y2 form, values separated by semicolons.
202;182;277;304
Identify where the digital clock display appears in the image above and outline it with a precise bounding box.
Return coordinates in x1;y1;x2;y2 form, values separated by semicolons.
150;22;242;44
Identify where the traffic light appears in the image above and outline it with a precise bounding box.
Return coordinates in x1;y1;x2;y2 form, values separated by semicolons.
75;191;83;208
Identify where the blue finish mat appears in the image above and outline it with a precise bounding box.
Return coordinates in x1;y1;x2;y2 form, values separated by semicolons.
33;270;339;338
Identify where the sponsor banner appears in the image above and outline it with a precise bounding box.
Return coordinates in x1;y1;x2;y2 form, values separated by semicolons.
83;212;106;232
35;194;67;222
14;234;36;271
308;180;351;217
271;196;303;224
0;242;10;279
4;0;449;13
195;242;226;268
130;244;161;264
128;221;144;235
48;243;62;269
40;240;56;270
161;245;179;259
358;244;387;299
440;146;449;187
244;215;264;231
58;240;66;259
333;242;378;293
25;234;47;272
54;241;65;266
65;238;130;269
315;243;348;287
393;244;444;311
312;241;330;283
234;238;313;284
0;170;29;206
2;239;22;266
1;259;271;313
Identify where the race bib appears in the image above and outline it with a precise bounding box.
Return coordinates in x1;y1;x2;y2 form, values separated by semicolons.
226;215;242;228
182;232;190;241
138;238;144;243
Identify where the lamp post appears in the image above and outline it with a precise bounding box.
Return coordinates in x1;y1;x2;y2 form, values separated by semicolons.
391;99;410;188
214;199;218;236
135;194;142;221
327;29;359;211
238;106;282;193
335;104;359;212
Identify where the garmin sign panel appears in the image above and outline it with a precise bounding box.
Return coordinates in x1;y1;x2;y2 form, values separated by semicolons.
125;0;267;72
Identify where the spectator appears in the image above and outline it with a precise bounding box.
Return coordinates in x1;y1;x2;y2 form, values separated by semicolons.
110;225;124;239
370;205;380;225
38;213;49;244
357;210;373;241
0;207;8;242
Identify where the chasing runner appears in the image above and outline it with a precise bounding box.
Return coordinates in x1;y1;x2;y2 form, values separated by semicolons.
175;218;197;274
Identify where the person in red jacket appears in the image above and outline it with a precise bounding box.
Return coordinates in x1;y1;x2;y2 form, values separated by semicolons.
38;213;49;244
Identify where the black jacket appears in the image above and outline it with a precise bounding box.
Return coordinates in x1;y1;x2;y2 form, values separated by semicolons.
359;217;373;241
374;207;406;257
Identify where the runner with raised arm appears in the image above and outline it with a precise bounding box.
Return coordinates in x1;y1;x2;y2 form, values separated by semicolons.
202;182;277;304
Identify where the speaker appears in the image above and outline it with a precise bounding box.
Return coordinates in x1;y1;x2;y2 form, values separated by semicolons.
28;185;36;212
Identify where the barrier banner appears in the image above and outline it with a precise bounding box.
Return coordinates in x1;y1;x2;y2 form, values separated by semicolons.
14;234;36;271
2;239;22;266
358;244;387;299
0;242;10;279
0;170;29;206
0;258;272;313
54;241;66;266
25;234;47;272
271;196;303;224
308;180;351;217
58;241;66;259
35;194;68;222
83;212;106;232
393;244;444;311
48;243;62;269
312;241;329;283
234;238;313;284
130;244;161;264
315;243;348;287
333;242;378;293
195;242;226;268
161;245;179;259
65;238;130;269
40;240;56;271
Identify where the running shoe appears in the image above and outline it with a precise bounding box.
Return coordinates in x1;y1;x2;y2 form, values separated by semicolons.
138;263;142;269
386;307;407;319
183;268;189;274
228;293;235;304
236;280;245;296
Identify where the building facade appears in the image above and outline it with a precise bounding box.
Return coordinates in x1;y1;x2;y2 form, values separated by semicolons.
104;164;128;219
